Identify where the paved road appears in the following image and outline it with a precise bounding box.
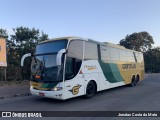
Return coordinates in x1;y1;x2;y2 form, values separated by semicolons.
0;83;30;99
0;74;160;120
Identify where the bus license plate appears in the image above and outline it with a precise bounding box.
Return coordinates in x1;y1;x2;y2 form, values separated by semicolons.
39;92;45;96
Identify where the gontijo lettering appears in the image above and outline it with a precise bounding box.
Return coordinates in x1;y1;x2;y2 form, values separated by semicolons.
122;64;136;69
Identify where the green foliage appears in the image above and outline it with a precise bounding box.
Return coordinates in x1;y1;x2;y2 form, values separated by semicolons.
120;32;154;52
120;31;160;73
0;28;8;38
1;26;49;81
144;47;160;73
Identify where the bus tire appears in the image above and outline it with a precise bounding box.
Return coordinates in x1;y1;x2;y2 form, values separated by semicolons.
135;75;139;84
130;76;136;87
85;81;96;98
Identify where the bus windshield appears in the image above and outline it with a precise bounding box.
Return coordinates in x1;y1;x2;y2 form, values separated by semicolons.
35;40;68;55
31;40;68;82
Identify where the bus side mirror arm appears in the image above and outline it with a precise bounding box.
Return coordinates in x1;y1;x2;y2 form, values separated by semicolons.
21;53;31;67
66;49;68;54
56;49;66;66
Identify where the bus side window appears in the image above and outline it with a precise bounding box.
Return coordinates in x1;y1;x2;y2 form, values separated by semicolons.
97;44;101;60
133;52;137;62
140;53;144;62
84;42;98;60
65;40;83;80
137;53;143;63
127;51;135;62
119;49;127;62
101;45;110;62
110;47;119;61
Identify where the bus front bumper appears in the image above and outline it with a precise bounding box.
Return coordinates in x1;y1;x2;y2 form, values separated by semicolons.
30;86;64;100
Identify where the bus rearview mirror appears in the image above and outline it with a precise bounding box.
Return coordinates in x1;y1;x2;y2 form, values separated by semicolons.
21;53;31;67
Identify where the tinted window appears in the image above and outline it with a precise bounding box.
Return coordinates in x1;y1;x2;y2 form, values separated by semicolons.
101;45;110;62
119;49;127;62
67;40;83;59
127;51;135;62
110;47;119;61
136;53;143;63
36;40;68;54
133;52;137;62
140;53;144;62
97;44;101;60
84;42;98;60
31;54;63;82
65;40;83;80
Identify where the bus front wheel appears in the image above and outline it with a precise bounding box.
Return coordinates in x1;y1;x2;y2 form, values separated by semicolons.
85;81;96;98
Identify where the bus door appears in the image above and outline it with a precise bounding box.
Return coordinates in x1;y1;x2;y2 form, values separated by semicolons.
64;40;85;99
64;66;85;99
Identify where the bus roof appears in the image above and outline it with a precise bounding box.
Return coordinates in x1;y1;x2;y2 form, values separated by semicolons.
39;36;142;54
39;36;88;44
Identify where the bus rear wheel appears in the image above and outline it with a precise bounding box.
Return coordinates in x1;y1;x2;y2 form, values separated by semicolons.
130;76;137;87
135;75;139;84
85;81;96;98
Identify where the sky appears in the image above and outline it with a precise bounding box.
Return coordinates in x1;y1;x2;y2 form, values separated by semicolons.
0;0;160;47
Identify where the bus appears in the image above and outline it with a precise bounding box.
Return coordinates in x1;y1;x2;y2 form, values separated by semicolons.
21;36;144;100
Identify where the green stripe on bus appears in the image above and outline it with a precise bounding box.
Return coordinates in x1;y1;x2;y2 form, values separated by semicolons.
47;82;59;88
109;63;123;82
41;83;49;88
98;60;123;83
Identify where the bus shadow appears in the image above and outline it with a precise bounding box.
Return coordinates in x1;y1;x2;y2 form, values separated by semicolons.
34;94;85;104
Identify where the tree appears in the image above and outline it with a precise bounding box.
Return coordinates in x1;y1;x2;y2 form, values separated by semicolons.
0;28;8;38
119;32;154;52
11;27;48;54
7;26;49;80
39;31;49;42
144;47;160;73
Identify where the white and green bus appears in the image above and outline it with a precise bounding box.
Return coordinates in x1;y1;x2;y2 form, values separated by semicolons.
21;36;144;100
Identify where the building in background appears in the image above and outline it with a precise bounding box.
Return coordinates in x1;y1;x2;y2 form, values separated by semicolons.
0;38;7;80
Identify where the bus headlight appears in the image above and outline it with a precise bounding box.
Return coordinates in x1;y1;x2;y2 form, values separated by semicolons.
52;87;63;91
